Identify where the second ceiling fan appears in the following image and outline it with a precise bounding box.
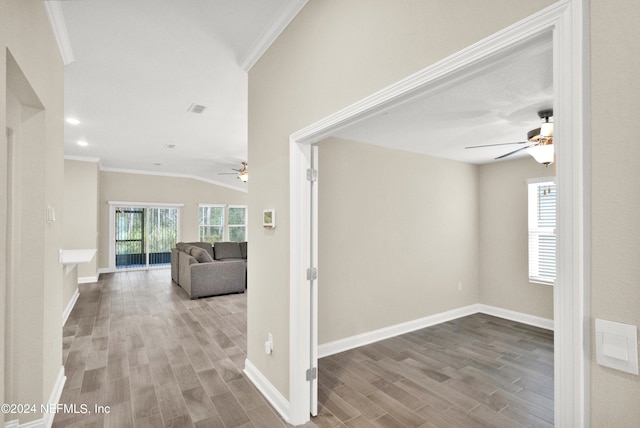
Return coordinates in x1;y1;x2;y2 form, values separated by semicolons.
218;162;248;182
466;109;554;165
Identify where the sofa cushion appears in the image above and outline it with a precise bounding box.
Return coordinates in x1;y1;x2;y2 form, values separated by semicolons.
239;241;247;259
188;242;214;258
190;246;213;263
214;242;242;260
176;242;214;258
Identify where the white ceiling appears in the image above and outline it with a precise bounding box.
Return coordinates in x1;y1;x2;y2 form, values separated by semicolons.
333;34;554;164
58;2;553;191
60;0;303;191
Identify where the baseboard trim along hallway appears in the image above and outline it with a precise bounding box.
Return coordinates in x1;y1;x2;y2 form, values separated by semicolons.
243;359;291;425
4;367;66;428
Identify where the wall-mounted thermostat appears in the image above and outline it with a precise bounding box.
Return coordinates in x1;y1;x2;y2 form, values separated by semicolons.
263;209;275;229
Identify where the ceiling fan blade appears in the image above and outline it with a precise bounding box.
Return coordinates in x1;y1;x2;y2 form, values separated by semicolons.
495;144;534;160
465;141;528;149
217;172;238;175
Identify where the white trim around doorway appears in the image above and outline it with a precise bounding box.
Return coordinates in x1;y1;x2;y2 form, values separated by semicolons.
288;0;589;426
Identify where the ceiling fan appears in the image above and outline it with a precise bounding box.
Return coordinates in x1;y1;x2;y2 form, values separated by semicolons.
465;109;554;165
218;162;248;182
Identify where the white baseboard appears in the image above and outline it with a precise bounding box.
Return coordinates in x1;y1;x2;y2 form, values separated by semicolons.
78;275;98;284
318;304;554;358
477;304;554;331
4;419;18;428
45;367;66;428
4;367;66;428
97;267;114;276
62;289;79;326
243;359;291;424
318;304;479;358
6;414;44;428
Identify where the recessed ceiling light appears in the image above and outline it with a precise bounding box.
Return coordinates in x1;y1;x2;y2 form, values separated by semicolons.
66;117;80;125
77;140;88;147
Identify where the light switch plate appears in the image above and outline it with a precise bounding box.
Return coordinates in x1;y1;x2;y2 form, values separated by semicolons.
595;319;638;375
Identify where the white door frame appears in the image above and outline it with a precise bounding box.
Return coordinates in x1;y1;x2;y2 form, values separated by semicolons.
288;0;589;425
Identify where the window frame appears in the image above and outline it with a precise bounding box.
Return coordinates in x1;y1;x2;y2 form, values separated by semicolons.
527;177;556;285
107;201;183;271
198;204;248;243
198;204;225;244
227;204;248;243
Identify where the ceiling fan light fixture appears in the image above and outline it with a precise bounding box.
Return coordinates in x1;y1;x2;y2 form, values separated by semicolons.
527;143;555;165
540;121;554;137
237;162;248;182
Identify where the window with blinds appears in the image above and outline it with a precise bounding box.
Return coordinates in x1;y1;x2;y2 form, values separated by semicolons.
528;178;556;285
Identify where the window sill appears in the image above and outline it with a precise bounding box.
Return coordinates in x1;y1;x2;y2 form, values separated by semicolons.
529;279;554;286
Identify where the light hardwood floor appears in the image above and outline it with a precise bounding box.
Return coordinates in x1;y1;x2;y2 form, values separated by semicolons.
55;270;553;428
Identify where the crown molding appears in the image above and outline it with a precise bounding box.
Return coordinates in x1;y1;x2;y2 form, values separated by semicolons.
99;166;248;193
239;0;309;71
64;159;248;193
64;155;101;163
43;1;75;65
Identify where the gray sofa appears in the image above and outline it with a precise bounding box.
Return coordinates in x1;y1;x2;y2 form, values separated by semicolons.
171;241;247;299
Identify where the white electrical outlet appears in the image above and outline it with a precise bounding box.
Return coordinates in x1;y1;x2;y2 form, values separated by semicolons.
47;205;56;222
265;333;274;355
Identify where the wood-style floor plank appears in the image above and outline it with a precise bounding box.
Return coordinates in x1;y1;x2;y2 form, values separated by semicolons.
54;270;284;428
55;270;553;427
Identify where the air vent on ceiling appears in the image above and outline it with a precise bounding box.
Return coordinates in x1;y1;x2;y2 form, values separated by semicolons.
187;103;206;114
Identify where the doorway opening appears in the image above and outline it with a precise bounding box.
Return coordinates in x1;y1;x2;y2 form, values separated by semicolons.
288;1;588;426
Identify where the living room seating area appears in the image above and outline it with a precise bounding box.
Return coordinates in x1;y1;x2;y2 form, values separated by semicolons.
171;241;247;299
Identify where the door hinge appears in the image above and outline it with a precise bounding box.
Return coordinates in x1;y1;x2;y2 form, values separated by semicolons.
306;267;318;281
306;367;317;381
306;168;318;182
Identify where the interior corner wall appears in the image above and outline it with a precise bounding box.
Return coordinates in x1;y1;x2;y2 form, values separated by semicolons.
317;138;480;344
1;0;65;424
97;171;247;271
478;157;554;319
248;0;556;400
590;0;640;425
63;159;99;302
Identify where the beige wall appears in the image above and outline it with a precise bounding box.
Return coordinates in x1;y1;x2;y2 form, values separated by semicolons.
318;138;480;344
316;138;557;347
97;171;247;270
591;0;640;425
478;157;554;319
0;0;65;424
248;0;556;399
64;159;99;286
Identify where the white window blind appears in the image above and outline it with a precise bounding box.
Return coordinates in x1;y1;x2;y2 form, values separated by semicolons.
528;178;556;285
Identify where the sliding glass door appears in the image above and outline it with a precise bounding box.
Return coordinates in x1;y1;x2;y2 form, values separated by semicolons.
111;203;180;270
